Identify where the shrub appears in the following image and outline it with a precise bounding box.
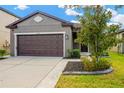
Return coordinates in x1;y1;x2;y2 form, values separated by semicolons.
95;58;111;71
81;57;111;71
82;57;96;71
2;40;10;54
68;49;80;58
0;49;6;58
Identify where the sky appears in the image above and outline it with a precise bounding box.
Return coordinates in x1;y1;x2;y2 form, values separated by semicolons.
1;5;124;27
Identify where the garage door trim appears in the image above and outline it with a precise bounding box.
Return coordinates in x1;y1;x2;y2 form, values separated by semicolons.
14;32;66;57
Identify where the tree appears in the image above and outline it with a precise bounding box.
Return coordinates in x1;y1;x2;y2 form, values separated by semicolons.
75;5;122;62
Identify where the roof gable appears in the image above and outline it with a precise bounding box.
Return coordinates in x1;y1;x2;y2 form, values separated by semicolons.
6;11;74;29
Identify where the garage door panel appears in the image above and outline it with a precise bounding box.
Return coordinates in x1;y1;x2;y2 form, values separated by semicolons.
17;34;63;57
18;49;60;56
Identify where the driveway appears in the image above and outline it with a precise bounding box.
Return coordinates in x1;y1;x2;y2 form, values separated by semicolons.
0;56;67;88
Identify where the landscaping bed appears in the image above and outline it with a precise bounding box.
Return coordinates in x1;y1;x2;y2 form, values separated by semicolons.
63;61;83;72
56;52;124;88
63;61;113;75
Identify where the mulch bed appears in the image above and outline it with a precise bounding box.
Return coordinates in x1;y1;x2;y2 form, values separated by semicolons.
63;61;83;72
63;61;113;75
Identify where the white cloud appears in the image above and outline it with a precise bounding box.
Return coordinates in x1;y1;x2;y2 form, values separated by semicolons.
107;8;118;17
71;20;80;23
58;5;65;8
65;9;82;16
106;8;124;27
14;5;29;10
111;14;124;25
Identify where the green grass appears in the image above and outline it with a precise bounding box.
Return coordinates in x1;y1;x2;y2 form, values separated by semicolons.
56;52;124;88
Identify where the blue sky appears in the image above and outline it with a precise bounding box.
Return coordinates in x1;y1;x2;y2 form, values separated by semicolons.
0;5;124;26
0;5;77;22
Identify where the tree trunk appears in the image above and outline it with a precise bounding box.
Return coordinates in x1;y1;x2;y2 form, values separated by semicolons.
96;55;99;62
96;35;99;62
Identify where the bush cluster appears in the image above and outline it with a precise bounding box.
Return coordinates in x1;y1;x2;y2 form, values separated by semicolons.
81;56;111;71
0;49;6;58
68;49;80;58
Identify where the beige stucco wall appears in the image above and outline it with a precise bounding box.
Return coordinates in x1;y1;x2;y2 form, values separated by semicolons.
110;32;123;53
10;13;73;57
110;46;118;52
0;10;19;49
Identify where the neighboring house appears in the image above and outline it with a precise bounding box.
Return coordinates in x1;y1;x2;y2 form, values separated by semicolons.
110;29;124;53
0;7;20;50
6;11;89;57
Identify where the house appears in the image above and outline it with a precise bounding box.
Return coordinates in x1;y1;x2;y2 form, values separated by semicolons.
6;11;89;57
0;7;20;50
110;29;124;53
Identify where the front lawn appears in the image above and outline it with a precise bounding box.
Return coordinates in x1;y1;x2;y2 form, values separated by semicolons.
56;52;124;88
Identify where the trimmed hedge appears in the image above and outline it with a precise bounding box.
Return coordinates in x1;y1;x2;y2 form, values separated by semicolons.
68;49;80;58
0;49;6;58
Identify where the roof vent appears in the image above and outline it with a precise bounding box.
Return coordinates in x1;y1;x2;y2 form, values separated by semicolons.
33;15;43;23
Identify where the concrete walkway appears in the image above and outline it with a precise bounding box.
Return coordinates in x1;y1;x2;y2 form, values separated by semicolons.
0;56;67;88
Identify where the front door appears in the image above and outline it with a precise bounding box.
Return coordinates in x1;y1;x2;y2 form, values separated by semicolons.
81;45;88;52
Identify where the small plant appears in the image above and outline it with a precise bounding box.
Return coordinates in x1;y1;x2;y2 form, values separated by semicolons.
95;58;111;71
68;49;80;58
2;40;10;54
0;49;6;58
82;57;96;71
81;56;111;71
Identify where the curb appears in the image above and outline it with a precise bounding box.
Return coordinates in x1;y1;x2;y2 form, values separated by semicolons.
63;67;113;75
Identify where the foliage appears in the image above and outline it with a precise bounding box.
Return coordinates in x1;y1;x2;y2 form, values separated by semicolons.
68;49;80;58
82;56;96;71
2;40;10;54
96;58;111;70
101;51;109;56
75;5;122;61
0;49;6;58
81;56;111;71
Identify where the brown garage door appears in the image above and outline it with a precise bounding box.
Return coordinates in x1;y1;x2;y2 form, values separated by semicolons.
17;34;63;57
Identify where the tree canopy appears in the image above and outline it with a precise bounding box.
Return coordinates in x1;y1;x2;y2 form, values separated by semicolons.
75;5;122;60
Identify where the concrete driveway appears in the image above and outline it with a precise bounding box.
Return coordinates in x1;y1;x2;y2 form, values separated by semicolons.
0;56;67;88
